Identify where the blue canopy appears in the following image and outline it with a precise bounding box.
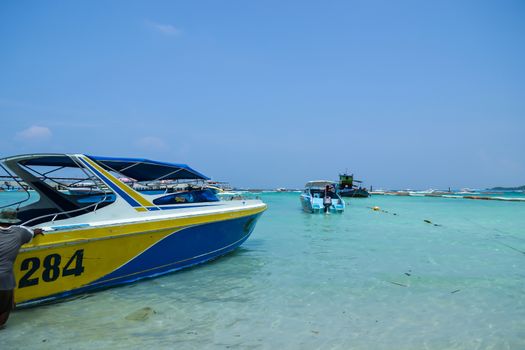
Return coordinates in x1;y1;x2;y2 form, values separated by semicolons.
90;155;209;181
16;154;209;181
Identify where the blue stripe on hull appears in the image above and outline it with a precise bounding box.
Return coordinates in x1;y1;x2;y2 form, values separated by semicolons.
92;213;262;286
19;213;262;307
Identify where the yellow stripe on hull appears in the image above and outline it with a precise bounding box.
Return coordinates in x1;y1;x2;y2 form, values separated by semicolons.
14;227;176;304
81;156;154;208
23;206;265;251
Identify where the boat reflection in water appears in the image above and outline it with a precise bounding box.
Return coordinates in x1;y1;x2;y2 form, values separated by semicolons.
0;153;266;307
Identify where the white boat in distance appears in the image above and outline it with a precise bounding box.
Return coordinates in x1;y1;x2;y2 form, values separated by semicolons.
300;180;345;213
456;188;481;195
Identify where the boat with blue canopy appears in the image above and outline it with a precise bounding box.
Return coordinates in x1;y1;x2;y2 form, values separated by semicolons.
0;153;266;307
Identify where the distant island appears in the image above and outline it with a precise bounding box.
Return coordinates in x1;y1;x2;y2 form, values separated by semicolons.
488;185;525;191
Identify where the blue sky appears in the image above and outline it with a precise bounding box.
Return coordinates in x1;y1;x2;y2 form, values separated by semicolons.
1;0;524;189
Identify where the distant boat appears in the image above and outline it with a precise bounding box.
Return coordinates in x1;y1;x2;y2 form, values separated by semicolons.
206;181;233;193
338;173;369;198
408;189;448;196
386;191;410;196
300;180;345;213
456;188;480;195
370;189;386;195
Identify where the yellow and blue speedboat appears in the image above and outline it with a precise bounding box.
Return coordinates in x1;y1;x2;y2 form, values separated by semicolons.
0;154;266;307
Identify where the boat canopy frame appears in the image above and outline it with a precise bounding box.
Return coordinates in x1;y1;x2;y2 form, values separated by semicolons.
0;154;210;182
0;153;211;226
0;154;117;226
304;180;338;189
87;155;209;182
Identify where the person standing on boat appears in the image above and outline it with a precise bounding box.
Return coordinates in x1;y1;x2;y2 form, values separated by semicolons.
323;185;333;213
0;213;43;328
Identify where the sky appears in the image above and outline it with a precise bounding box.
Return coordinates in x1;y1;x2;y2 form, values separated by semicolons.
1;0;524;189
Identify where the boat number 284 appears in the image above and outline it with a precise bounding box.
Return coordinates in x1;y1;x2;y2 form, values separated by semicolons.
18;249;85;288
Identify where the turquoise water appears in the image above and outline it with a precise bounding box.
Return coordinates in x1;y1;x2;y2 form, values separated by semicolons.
2;192;525;349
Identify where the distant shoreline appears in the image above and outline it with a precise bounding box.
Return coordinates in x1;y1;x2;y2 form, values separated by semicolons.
488;185;525;191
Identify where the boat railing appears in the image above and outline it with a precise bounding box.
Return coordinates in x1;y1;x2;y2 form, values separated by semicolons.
1;159;115;226
0;163;32;211
21;191;114;227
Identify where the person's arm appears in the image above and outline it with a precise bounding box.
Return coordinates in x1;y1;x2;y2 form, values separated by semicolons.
18;226;44;244
33;228;45;236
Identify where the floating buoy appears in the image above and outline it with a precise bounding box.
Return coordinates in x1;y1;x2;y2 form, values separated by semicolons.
372;206;381;211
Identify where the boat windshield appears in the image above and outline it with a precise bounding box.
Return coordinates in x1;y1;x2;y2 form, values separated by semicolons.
0;154;116;226
309;189;338;198
0;154;218;226
153;189;219;205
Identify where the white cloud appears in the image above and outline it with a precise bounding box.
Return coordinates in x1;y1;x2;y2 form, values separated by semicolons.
16;125;52;141
136;136;168;151
146;20;181;36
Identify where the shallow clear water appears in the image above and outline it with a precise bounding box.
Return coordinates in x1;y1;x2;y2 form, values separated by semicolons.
2;192;525;349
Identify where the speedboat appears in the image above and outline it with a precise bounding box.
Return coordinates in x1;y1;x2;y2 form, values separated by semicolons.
300;180;345;213
0;154;266;307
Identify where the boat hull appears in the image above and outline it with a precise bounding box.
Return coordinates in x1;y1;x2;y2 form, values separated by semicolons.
300;194;316;213
339;188;370;198
13;207;264;307
299;194;344;213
